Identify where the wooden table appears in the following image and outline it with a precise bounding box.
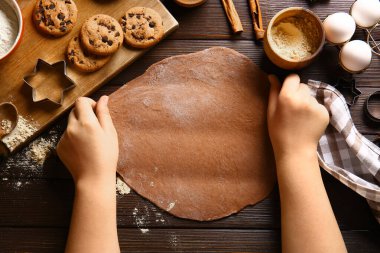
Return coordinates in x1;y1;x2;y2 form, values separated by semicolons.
0;0;379;252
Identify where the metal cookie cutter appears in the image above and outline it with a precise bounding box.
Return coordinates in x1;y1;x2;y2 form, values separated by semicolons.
23;59;76;106
334;78;362;107
364;91;380;124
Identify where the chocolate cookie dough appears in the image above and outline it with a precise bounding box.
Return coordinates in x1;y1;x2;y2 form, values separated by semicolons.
109;47;276;221
120;7;164;49
33;0;77;37
67;36;111;73
80;14;123;56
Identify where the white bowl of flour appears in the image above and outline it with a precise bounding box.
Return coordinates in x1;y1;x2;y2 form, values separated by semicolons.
0;0;23;61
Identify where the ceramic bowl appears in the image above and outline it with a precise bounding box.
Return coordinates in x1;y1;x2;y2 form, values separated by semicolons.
0;0;23;62
174;0;207;8
263;7;325;70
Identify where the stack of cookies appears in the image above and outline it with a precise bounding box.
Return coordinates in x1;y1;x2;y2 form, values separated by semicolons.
67;14;124;73
33;1;165;73
67;7;164;73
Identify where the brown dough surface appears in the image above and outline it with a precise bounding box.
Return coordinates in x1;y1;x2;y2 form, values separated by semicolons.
109;47;276;221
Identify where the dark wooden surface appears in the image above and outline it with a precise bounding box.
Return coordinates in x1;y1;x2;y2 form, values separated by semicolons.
1;0;380;252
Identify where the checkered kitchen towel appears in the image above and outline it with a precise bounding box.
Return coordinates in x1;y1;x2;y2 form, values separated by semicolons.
307;80;380;223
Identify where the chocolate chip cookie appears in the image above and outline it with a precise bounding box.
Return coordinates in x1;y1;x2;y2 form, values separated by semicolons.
120;7;164;49
67;36;111;73
80;14;124;56
33;0;78;37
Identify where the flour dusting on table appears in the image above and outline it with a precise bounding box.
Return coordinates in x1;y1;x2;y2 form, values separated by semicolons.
25;137;55;165
133;206;150;234
155;212;165;223
140;228;149;234
3;125;63;176
2;116;38;152
170;234;179;248
1;119;12;134
13;180;30;191
116;176;130;195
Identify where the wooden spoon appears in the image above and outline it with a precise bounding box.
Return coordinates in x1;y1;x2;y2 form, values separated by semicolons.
0;102;18;138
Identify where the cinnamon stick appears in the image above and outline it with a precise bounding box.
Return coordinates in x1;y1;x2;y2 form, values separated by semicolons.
221;0;243;33
248;0;265;40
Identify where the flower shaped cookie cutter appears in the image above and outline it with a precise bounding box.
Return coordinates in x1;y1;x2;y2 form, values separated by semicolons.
23;59;76;106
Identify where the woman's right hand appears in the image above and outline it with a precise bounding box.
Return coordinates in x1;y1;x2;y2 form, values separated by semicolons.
267;74;329;160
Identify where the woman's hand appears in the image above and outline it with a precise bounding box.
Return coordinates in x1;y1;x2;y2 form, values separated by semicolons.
57;96;119;186
267;74;329;159
57;96;121;253
267;74;347;253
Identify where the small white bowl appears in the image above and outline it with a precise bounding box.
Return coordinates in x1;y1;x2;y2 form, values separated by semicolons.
0;0;23;62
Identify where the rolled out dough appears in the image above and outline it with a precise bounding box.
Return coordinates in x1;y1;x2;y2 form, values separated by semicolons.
109;47;276;221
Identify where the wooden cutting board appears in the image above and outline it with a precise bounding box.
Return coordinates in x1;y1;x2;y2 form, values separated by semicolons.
0;0;178;154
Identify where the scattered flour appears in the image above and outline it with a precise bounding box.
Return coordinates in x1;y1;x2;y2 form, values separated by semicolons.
170;234;179;248
140;228;149;234
25;137;55;165
13;181;22;190
116;176;130;195
133;207;147;227
154;212;165;224
3;125;63;177
166;202;176;211
169;233;182;252
2;116;38;152
0;1;18;58
132;206;151;234
0;119;12;134
13;180;30;191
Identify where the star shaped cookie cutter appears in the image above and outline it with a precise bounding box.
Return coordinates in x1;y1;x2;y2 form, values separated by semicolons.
334;78;362;107
23;59;76;106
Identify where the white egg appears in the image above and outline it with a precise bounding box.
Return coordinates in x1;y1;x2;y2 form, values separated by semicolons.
351;0;380;28
323;12;356;44
340;40;372;73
